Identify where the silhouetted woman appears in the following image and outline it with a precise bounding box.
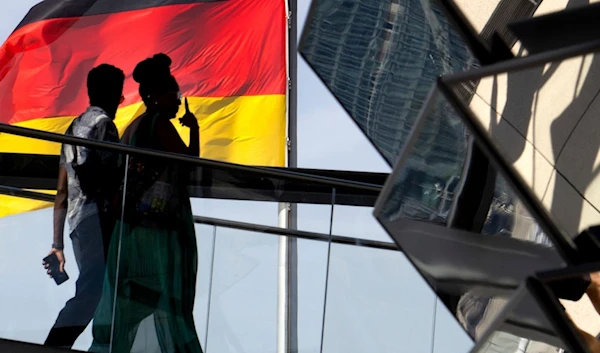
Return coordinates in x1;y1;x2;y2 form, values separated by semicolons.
90;54;202;353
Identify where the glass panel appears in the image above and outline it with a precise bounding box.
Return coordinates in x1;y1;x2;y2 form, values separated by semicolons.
375;90;567;344
297;238;329;353
331;205;393;243
446;52;600;238
299;203;335;234
110;150;336;353
321;243;438;353
192;224;218;350
205;227;280;353
202;209;333;353
299;0;477;165
0;133;126;351
0;126;372;352
432;298;474;353
0;208;72;346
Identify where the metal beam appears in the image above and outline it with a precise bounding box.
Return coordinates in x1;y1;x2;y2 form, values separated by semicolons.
0;123;382;193
194;215;397;252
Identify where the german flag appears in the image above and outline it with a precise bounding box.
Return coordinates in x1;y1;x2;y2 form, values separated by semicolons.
0;0;288;217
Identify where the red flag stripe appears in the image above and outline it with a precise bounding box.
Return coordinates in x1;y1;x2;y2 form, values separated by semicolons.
0;0;286;125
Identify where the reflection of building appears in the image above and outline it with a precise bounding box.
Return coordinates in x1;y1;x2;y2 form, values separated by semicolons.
301;0;476;163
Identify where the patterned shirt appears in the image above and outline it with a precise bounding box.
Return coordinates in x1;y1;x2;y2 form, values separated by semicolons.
59;106;119;231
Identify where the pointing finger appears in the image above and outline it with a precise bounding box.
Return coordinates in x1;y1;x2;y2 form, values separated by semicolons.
185;98;190;114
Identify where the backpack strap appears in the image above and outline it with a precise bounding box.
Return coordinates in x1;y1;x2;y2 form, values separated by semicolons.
65;120;79;166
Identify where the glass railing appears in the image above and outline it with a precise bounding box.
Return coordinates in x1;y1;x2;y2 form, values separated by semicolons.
2;205;474;353
0;124;473;353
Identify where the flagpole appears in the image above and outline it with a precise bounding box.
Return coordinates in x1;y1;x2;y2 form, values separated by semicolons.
277;0;298;352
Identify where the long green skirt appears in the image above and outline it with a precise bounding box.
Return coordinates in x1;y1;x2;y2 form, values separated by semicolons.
89;209;202;353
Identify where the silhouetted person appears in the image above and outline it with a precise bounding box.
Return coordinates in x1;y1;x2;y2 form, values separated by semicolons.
44;64;125;349
90;53;202;353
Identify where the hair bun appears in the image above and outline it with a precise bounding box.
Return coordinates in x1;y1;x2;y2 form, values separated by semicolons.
152;53;172;68
133;53;173;84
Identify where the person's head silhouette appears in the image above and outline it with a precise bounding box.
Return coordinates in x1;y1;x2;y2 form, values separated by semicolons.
133;53;181;120
87;64;125;119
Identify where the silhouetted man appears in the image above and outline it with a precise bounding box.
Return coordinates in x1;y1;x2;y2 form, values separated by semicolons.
44;64;125;349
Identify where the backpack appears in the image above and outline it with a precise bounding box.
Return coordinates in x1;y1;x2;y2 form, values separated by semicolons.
65;119;119;200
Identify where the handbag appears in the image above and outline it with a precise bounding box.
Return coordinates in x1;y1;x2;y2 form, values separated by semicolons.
117;114;181;227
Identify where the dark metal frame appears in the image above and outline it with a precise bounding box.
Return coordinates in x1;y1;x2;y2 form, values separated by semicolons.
0;185;54;202
194;215;397;251
0;339;70;353
0;123;381;193
0;184;397;252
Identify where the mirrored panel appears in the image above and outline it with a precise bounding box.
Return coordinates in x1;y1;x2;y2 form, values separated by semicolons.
472;265;600;353
444;50;600;240
437;0;540;53
375;89;567;342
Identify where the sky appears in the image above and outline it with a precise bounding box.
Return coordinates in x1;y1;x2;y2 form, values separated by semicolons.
0;1;472;353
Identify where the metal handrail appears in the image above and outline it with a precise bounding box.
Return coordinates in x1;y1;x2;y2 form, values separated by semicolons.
0;123;382;192
0;183;396;251
194;216;398;251
0;185;55;202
